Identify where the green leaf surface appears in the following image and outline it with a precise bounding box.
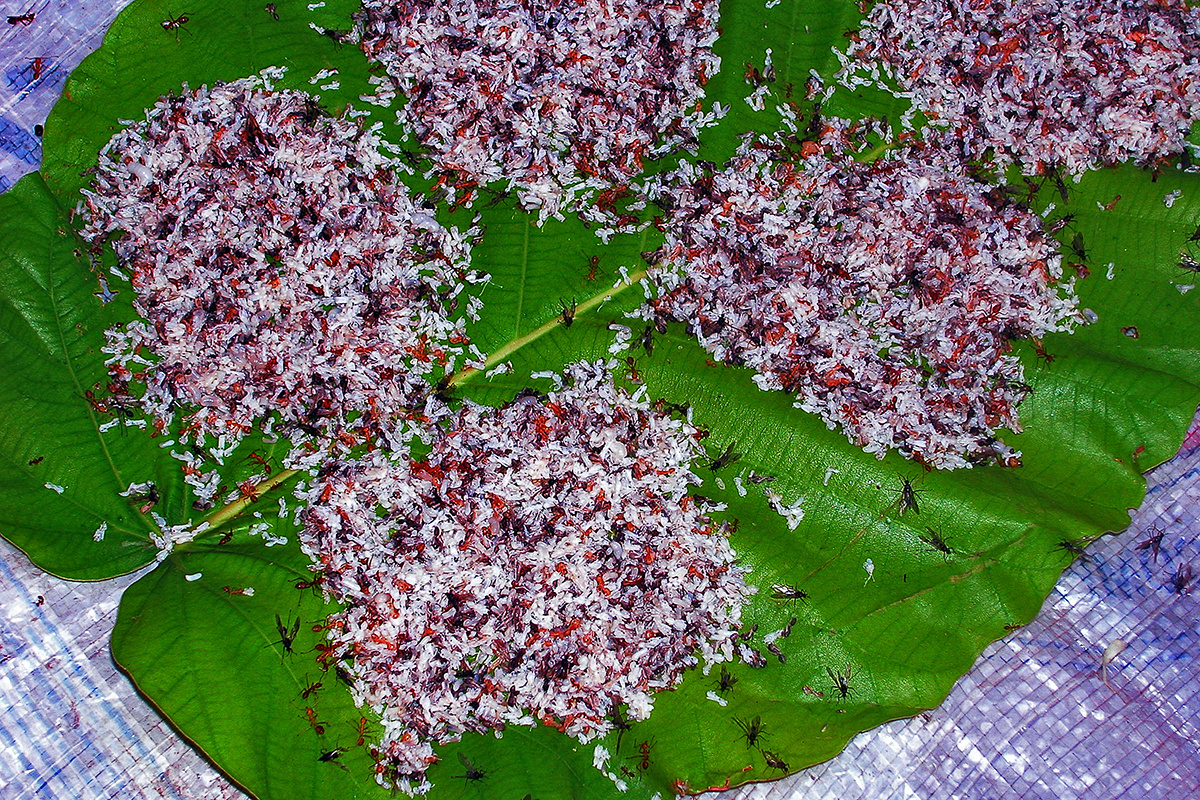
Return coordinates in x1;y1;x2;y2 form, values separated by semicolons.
2;0;1199;799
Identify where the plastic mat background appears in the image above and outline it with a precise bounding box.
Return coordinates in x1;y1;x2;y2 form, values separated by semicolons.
1;3;1198;799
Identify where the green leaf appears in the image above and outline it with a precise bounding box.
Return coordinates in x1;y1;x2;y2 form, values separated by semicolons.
2;0;1199;799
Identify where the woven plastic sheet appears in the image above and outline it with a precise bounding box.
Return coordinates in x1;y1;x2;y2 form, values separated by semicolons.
1;3;1199;799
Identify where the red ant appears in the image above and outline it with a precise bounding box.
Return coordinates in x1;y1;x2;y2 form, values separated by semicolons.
246;450;273;475
300;680;322;700
161;11;191;40
629;738;654;771
221;586;249;596
355;716;369;746
586;255;599;281
304;707;326;735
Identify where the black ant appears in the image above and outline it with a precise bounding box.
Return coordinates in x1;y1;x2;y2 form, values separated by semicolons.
827;663;854;701
733;715;766;748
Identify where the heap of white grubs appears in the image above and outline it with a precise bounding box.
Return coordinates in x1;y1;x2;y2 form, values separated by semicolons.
841;0;1200;175
80;72;487;492
298;362;751;793
354;0;724;223
642;116;1081;469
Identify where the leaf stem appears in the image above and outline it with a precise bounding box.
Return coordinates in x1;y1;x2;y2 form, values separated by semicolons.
447;267;649;387
199;468;299;533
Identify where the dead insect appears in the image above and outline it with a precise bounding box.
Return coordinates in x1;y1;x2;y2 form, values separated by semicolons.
263;3;278;19
896;478;920;516
770;583;808;603
762;750;789;772
708;441;741;471
1055;537;1093;560
608;702;632;753
7;12;35;26
638;325;655;356
270;613;301;656
779;617;797;638
129;483;160;514
826;663;854;701
1070;231;1087;261
920;527;953;556
1046;213;1075;234
713;665;738;694
1170;563;1193;595
1135;527;1165;562
736;623;758;641
747;471;774;484
560;298;577;327
766;642;786;663
1122;326;1139;339
456;752;487;782
28;456;44;465
733;715;766;748
318;747;346;763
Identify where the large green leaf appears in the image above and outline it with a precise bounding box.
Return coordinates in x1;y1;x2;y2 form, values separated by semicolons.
2;0;1199;799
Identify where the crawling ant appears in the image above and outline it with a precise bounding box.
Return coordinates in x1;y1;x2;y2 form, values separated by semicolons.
1135;527;1165;562
300;680;323;700
827;663;854;701
559;298;577;327
246;450;272;475
28;456;44;466
1031;338;1056;365
304;706;326;735
269;613;300;656
587;255;600;281
762;750;789;772
733;715;766;748
355;716;369;746
713;665;738;694
920;527;953;557
629;738;654;771
708;441;740;471
160;12;191;40
624;356;642;383
455;752;487;782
